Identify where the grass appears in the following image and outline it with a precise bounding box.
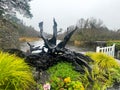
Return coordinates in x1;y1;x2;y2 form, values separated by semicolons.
0;51;36;90
86;52;119;70
82;52;120;90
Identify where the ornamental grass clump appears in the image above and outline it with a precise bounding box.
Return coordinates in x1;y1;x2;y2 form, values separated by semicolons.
0;51;36;90
81;52;120;90
86;52;119;70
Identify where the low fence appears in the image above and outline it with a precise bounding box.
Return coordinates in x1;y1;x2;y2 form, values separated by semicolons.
96;44;115;57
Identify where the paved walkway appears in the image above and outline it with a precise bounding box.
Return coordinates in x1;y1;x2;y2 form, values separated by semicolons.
116;59;120;63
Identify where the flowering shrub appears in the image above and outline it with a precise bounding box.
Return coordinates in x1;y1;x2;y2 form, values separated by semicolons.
49;76;84;90
47;62;84;90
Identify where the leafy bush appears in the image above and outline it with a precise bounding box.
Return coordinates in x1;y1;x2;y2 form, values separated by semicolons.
47;62;85;90
107;41;120;51
49;76;84;90
47;62;80;80
0;51;36;90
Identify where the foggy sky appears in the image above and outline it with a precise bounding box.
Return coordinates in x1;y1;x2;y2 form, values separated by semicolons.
18;0;120;33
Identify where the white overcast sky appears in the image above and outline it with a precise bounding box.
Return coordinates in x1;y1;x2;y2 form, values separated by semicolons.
18;0;120;33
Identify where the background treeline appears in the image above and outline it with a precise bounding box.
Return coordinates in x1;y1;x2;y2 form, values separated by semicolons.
71;18;120;42
58;18;120;51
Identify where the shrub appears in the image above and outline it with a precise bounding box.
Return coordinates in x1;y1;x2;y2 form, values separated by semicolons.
49;76;84;90
107;41;120;51
47;62;80;80
0;51;36;90
47;62;84;90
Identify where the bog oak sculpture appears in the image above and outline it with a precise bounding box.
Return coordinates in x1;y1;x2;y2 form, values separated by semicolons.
25;19;93;72
5;19;93;82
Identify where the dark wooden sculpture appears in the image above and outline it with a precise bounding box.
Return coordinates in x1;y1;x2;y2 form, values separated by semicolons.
25;19;93;73
38;18;77;53
4;19;93;84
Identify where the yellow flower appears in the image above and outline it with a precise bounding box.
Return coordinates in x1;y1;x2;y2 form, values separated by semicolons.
64;77;71;83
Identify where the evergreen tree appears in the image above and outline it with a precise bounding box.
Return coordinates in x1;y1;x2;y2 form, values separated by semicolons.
0;0;32;18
